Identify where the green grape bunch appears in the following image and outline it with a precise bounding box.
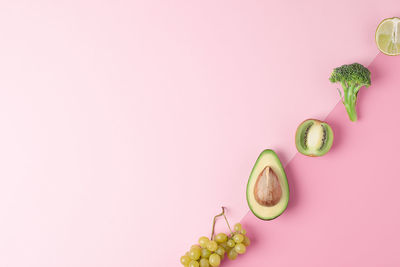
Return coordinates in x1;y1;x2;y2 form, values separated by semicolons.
180;207;251;267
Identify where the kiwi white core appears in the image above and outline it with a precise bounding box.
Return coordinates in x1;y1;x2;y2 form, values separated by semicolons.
306;122;324;150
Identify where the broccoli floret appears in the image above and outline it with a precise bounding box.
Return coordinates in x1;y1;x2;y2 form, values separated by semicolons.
329;63;371;122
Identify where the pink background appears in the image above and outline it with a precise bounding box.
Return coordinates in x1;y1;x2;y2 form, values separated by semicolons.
225;53;400;266
0;1;399;266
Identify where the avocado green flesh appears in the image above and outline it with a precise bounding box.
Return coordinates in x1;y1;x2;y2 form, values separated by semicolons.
295;120;333;156
246;150;289;220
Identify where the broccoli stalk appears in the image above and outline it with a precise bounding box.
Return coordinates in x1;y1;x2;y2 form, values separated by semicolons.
329;63;371;122
341;80;360;122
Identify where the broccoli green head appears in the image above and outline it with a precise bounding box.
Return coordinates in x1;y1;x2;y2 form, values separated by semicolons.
329;63;371;122
329;63;371;89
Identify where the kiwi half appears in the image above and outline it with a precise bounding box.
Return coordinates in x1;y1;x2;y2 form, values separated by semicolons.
295;119;334;157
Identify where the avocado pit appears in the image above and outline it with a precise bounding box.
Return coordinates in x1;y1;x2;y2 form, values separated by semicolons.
253;166;282;207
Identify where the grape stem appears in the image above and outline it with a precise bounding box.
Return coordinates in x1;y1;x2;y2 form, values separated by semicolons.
210;207;234;240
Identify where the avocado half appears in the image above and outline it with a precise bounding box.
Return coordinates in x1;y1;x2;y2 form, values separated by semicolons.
295;119;334;157
246;150;289;220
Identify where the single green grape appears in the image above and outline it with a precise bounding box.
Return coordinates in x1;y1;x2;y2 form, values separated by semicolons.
199;258;210;267
206;240;218;252
189;260;200;267
227;239;235;247
234;243;246;254
191;244;201;250
189;247;201;260
198;236;210;248
214;233;228;243
219;242;228;250
215;246;225;256
215;246;225;260
233;223;242;232
227;248;238;260
240;229;247;235
243;236;251;246
209;253;221;267
181;255;192;266
233;234;244;244
201;248;212;259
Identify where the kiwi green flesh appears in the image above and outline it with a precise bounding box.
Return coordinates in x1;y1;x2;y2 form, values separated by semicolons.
295;119;333;157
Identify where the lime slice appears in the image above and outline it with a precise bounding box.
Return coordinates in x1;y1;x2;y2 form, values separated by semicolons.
375;17;400;56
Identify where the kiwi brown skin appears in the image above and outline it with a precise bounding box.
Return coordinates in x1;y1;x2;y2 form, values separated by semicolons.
295;119;334;157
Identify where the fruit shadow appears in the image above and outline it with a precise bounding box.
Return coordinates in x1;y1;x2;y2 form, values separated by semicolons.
283;154;300;213
274;148;300;213
324;117;344;154
274;147;291;166
239;211;264;252
356;59;381;121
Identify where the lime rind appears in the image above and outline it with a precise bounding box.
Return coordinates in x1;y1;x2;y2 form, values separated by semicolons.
376;17;400;56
